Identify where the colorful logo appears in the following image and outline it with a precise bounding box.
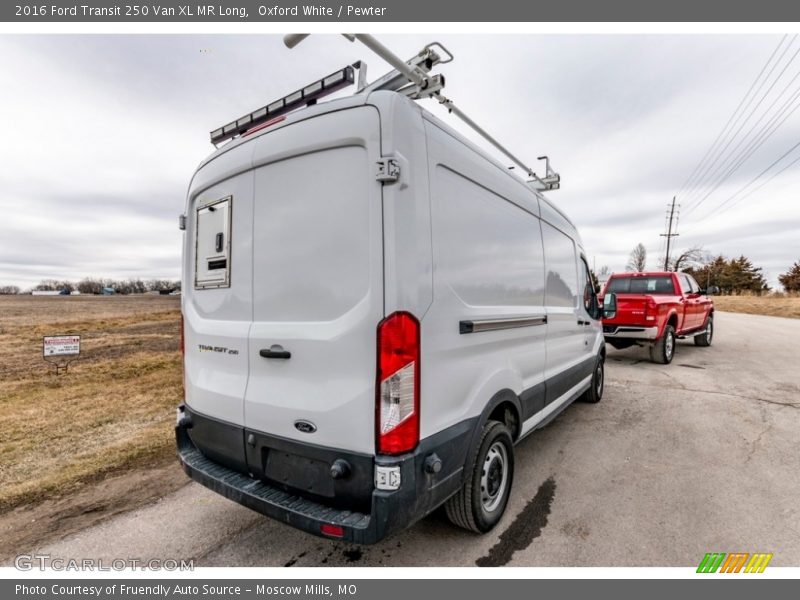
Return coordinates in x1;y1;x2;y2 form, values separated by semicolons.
697;552;773;573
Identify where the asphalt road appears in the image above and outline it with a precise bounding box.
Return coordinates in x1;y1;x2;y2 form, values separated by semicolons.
30;311;800;567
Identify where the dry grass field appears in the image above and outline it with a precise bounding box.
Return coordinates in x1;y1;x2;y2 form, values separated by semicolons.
0;295;183;513
712;294;800;319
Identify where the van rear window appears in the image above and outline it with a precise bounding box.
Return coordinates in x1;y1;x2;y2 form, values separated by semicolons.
606;276;675;295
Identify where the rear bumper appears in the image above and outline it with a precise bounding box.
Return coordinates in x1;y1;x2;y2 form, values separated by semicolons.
603;325;659;340
175;407;473;545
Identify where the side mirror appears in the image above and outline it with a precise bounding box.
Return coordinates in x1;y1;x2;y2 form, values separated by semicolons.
602;292;617;319
705;285;720;296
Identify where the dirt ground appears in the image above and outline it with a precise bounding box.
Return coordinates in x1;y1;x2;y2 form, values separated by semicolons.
0;295;185;558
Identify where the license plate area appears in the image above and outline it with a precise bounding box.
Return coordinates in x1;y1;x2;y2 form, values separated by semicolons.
244;428;375;513
263;450;335;497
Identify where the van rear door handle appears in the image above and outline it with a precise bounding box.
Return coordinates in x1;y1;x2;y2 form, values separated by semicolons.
260;346;291;359
577;319;591;326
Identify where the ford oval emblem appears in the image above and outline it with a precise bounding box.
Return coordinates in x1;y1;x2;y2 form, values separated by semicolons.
294;420;317;434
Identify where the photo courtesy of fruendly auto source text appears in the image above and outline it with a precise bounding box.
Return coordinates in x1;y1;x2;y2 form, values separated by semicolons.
0;0;798;597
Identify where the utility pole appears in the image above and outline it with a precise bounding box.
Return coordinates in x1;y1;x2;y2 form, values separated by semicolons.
660;197;680;271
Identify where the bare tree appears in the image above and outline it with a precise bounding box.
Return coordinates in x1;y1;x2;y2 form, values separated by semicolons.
77;277;103;295
33;279;74;292
0;285;20;295
146;279;175;292
626;243;647;272
669;245;709;272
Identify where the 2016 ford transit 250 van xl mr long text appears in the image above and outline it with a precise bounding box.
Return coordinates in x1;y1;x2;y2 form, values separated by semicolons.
175;36;607;544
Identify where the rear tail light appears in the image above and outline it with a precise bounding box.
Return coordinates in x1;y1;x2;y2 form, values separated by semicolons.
645;298;657;321
376;312;420;455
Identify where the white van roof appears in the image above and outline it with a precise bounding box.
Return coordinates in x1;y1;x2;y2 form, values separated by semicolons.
194;89;577;238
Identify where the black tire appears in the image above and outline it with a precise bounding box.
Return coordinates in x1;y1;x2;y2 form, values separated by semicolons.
694;314;713;347
649;324;676;364
445;420;514;533
580;353;605;403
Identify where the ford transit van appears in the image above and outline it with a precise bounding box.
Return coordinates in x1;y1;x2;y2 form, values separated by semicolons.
176;49;605;544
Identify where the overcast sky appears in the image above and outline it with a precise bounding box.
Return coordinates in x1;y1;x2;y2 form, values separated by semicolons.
1;34;798;290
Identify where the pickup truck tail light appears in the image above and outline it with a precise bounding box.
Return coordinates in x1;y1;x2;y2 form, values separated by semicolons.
645;298;658;321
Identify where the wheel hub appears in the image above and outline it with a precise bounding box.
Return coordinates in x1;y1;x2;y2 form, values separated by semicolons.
486;458;502;496
480;442;508;512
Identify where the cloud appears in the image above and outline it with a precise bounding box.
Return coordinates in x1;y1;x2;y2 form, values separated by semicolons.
0;34;797;290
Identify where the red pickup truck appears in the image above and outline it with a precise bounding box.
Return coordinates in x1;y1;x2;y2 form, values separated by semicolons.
599;271;717;364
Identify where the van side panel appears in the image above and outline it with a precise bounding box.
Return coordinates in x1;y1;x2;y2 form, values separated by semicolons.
422;118;547;439
183;143;255;428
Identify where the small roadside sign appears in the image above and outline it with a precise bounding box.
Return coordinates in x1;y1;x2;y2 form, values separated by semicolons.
43;335;81;357
42;335;81;374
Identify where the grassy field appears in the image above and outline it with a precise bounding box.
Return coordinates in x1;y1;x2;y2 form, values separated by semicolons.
0;295;182;513
712;294;800;319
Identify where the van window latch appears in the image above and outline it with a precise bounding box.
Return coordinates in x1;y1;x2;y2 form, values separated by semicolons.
376;157;400;184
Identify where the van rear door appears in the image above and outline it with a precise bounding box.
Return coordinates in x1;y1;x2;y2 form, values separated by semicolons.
244;107;384;457
184;143;254;431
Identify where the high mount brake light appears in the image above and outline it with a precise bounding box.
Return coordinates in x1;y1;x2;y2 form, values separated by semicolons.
376;312;420;455
209;65;356;145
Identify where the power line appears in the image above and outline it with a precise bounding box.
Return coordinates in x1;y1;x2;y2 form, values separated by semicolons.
675;35;789;200
716;151;800;217
683;40;800;210
678;36;793;204
682;87;800;217
688;63;800;198
682;36;797;204
683;37;800;210
687;138;800;226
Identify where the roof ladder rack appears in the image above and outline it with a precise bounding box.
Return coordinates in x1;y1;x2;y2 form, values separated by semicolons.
284;33;560;192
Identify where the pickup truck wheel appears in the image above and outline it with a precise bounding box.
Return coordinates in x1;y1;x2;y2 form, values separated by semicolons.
649;324;675;364
580;353;604;403
694;315;713;347
445;420;514;533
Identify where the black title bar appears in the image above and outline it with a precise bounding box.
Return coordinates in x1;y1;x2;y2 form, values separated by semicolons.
5;0;800;22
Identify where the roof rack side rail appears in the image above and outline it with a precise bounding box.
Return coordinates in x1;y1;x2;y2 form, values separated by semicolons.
283;33;559;192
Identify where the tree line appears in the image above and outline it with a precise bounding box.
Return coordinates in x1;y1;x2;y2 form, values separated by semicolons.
0;278;181;295
624;242;800;294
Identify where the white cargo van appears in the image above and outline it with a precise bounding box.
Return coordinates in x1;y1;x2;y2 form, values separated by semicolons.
176;38;605;544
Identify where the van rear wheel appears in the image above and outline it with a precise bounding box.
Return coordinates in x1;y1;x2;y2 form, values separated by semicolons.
580;353;604;403
445;420;514;533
